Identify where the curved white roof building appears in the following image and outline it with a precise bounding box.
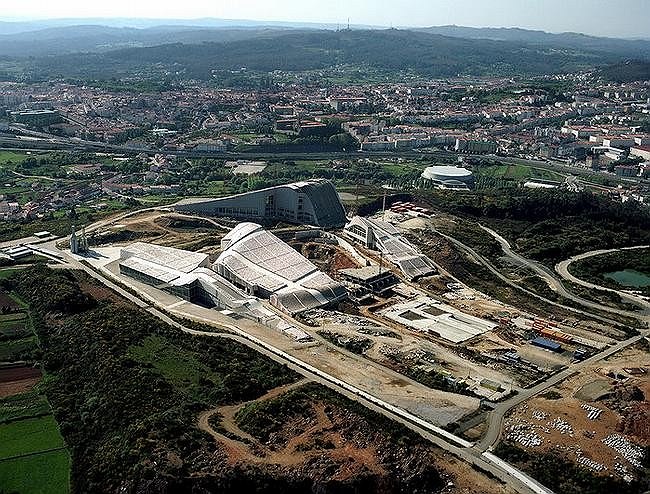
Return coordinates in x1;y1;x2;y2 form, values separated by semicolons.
344;216;436;280
175;179;347;228
215;223;347;314
421;166;474;189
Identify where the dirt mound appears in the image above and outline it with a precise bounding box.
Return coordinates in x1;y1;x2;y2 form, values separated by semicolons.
617;402;650;443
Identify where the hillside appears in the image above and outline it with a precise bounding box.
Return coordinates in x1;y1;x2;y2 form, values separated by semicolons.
415;26;650;59
19;28;633;81
599;60;650;82
0;25;299;57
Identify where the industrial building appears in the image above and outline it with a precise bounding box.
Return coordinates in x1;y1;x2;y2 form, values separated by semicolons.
174;179;347;228
118;231;347;316
344;216;437;280
530;337;563;352
421;166;475;190
214;223;347;314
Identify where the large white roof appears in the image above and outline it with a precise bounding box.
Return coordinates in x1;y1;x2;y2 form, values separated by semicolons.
216;223;346;313
122;242;209;274
422;166;473;180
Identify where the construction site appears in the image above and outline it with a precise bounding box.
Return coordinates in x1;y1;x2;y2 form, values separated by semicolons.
502;340;650;483
53;179;647;486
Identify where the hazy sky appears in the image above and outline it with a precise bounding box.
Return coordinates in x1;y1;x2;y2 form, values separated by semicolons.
3;0;649;38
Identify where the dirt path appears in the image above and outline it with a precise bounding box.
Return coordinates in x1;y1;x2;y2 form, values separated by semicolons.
197;378;385;475
197;378;312;464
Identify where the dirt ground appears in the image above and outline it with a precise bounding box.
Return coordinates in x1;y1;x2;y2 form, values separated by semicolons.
198;379;386;476
92;211;227;256
199;381;513;494
0;366;41;398
503;341;650;480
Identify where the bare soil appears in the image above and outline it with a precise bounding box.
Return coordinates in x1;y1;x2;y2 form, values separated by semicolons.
0;365;41;398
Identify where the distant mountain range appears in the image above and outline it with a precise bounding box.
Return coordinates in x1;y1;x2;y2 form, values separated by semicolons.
0;19;647;81
415;26;650;58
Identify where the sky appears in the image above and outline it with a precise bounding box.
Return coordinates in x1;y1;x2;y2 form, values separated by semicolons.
2;0;649;39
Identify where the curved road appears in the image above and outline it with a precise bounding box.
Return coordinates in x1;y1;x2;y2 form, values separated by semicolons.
480;225;648;319
556;246;650;316
433;227;622;327
435;226;650;455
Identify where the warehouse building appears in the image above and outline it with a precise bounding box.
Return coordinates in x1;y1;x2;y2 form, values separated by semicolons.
344;216;436;280
214;223;347;314
174;179;347;228
118;241;273;314
530;337;562;352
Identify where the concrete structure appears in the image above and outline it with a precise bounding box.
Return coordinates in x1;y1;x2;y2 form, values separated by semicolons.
117;241;273;316
421;166;475;190
69;225;88;254
215;223;347;314
379;297;496;344
339;265;399;294
175;179;346;228
344;216;436;280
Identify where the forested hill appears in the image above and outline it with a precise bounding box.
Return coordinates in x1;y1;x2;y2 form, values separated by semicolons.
18;28;645;81
416;26;650;59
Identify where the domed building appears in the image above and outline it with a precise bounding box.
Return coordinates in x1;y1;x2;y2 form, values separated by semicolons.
421;166;474;190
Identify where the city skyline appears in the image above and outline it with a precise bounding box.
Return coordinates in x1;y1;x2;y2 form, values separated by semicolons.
1;0;649;39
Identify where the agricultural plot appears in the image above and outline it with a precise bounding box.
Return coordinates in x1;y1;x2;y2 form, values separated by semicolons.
0;389;50;422
0;450;70;494
0;399;70;494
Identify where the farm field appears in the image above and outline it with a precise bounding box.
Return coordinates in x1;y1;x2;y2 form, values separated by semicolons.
0;403;70;494
0;449;70;494
0;389;49;421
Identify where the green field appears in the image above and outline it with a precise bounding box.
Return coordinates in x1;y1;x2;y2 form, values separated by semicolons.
0;335;37;361
0;416;65;459
0;449;70;494
476;164;565;181
0;268;25;281
0;412;70;494
127;335;221;389
0;151;28;164
0;390;50;423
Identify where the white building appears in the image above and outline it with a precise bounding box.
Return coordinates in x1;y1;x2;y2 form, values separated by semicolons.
215;223;347;314
344;216;436;280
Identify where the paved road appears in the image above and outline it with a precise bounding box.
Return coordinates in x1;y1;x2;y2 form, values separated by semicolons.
433;227;622;327
475;326;650;452
480;225;649;319
556;246;650;316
